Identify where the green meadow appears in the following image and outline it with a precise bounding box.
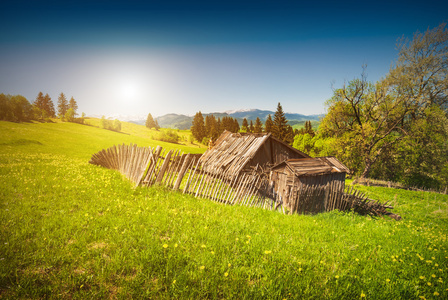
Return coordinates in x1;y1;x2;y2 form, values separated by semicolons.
0;120;447;299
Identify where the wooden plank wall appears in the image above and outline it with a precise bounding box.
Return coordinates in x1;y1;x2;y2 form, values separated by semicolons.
89;144;392;217
89;144;275;209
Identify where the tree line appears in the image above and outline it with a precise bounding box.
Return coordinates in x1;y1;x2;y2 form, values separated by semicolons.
190;102;297;145
0;91;81;123
294;23;448;190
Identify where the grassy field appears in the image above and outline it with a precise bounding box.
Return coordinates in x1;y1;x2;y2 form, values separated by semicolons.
1;120;447;299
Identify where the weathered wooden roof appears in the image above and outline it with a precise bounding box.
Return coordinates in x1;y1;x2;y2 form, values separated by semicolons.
199;131;309;176
271;157;350;177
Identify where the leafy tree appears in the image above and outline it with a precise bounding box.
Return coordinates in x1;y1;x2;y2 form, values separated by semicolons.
0;94;12;120
254;117;263;133
57;92;68;118
191;111;206;142
320;70;410;178
264;114;273;133
65;108;75;122
113;119;122;132
69;97;78;116
388;23;448;117
145;113;156;129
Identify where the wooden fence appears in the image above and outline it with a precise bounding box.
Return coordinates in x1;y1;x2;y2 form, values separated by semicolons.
89;144;398;218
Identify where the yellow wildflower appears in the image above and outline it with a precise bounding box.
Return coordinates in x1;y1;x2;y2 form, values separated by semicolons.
163;244;168;249
199;265;205;270
264;250;272;254
224;272;229;277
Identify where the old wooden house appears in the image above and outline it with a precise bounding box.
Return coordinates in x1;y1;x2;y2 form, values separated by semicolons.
199;130;309;178
270;157;350;213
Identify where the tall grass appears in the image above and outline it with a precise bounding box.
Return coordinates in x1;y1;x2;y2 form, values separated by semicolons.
0;120;447;299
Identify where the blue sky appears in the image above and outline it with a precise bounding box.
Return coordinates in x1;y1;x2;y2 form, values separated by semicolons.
1;0;447;117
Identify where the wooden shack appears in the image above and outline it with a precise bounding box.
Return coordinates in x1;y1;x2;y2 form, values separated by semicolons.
270;157;350;213
199;130;309;178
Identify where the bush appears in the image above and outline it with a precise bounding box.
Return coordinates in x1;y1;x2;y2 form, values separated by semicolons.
156;129;180;144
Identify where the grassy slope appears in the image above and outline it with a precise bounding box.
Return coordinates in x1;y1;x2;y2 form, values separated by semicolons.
0;120;447;299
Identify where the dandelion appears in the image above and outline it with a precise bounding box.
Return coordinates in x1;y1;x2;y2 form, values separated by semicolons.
246;241;250;244
335;275;339;279
211;251;215;255
427;282;432;286
246;235;251;239
163;244;168;249
432;274;436;278
224;272;228;277
420;276;425;280
386;279;390;283
264;250;272;254
299;268;302;272
199;266;205;270
172;280;176;284
355;258;359;262
434;292;439;296
419;296;426;300
201;244;206;248
360;291;366;298
174;243;178;248
228;263;231;267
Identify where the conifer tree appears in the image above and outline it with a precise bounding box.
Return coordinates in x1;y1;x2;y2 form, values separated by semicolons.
33;92;46;119
191;111;206;142
43;93;55;117
249;120;254;133
145;113;156;129
254;117;263;133
232;118;240;133
272;102;291;143
57;92;69;118
264;114;273;133
241;118;249;132
69;97;78;116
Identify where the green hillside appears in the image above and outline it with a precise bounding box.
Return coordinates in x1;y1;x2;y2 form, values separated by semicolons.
0;120;447;299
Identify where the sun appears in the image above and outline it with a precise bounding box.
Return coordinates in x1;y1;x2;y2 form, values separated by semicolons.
119;81;138;100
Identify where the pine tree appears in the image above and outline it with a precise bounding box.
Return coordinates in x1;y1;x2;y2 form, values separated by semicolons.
272;102;290;143
232;118;240;133
34;92;46;119
57;92;69;118
249;120;254;133
241;118;249;132
264;114;273;133
254;117;263;133
217;118;223;135
43;93;55;117
145;113;156;129
69;97;78;116
191;111;206;142
154;119;160;131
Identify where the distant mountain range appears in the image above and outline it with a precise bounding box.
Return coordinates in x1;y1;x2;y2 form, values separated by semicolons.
91;109;324;130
